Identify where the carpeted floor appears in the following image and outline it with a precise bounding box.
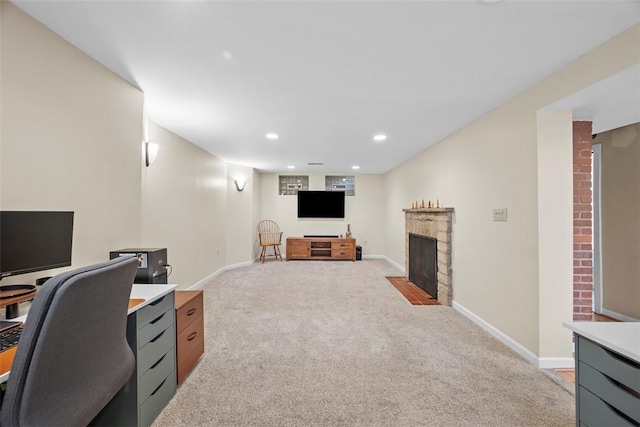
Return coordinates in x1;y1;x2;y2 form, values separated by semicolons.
153;259;575;426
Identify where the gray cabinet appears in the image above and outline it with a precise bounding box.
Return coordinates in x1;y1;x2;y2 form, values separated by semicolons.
575;335;640;426
92;292;177;426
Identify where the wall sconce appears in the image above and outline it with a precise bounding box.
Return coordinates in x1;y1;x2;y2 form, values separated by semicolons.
234;179;246;192
145;142;159;167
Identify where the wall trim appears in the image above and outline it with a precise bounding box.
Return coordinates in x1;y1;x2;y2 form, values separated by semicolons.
187;260;255;290
453;301;573;369
379;255;405;273
538;357;575;369
452;301;539;366
601;308;640;322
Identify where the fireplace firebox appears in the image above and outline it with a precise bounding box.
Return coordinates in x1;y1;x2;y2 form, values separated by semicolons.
409;233;438;298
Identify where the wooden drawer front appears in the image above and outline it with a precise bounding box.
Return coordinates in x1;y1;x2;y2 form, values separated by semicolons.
579;362;640;423
138;326;175;376
140;370;176;427
177;315;205;383
139;350;176;402
579;386;637;427
578;337;640;394
138;293;175;328
333;241;354;250
176;292;203;334
331;248;354;259
139;310;174;349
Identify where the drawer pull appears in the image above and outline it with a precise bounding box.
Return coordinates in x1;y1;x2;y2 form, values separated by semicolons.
604;347;640;369
601;396;639;426
150;312;166;324
149;296;166;306
186;308;197;316
150;378;167;396
149;354;166;370
187;331;198;341
150;330;165;343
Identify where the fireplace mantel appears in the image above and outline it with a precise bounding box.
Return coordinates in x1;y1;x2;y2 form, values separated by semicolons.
403;207;454;305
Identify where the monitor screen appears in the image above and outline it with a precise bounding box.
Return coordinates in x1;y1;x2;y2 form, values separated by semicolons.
0;211;74;278
297;191;345;219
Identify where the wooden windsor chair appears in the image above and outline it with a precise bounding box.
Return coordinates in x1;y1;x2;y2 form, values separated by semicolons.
257;220;283;263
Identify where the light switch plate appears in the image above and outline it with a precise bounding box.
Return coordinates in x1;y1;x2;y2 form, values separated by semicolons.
493;208;508;222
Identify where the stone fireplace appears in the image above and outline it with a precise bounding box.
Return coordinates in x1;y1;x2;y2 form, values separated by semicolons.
403;208;454;305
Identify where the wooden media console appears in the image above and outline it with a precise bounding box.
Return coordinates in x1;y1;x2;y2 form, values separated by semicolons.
286;237;356;261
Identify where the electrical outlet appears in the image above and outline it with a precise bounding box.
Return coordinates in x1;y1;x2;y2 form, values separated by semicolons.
493;208;508;222
216;248;220;255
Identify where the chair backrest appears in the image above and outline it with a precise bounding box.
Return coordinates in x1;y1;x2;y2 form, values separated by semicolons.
257;220;282;245
0;256;138;427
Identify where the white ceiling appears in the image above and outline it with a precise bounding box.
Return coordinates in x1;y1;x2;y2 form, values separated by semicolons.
12;0;640;174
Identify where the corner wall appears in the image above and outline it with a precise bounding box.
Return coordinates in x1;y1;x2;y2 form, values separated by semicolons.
384;24;640;360
1;2;143;284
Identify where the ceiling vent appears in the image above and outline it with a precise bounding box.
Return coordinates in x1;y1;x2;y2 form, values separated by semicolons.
307;162;324;166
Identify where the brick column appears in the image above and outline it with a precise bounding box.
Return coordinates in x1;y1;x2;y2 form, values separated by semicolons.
573;121;593;320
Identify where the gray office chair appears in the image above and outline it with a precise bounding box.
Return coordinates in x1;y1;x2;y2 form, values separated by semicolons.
0;256;138;427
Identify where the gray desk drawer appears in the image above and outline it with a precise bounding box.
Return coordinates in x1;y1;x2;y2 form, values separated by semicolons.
138;310;174;349
578;336;640;394
140;371;176;427
138;326;175;376
137;294;174;328
139;350;176;402
579;386;636;427
580;362;640;423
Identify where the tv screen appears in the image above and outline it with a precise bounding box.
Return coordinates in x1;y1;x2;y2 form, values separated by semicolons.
297;191;345;219
0;211;74;278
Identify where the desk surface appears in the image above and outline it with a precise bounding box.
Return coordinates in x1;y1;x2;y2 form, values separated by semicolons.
0;284;177;383
564;321;640;363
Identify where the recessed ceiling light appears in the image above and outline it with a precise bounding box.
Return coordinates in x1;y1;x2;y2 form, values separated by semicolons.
352;165;360;170
479;0;502;3
266;133;279;140
373;134;387;141
287;165;295;169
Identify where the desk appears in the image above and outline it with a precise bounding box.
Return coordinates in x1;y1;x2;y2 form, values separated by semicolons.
1;284;178;426
564;322;640;426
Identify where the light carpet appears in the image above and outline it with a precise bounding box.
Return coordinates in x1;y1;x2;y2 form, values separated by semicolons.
153;259;574;426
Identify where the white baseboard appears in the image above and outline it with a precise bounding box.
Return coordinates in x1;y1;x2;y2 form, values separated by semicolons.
378;255;405;274
538;357;575;369
452;301;574;369
187;260;255;290
601;308;640;322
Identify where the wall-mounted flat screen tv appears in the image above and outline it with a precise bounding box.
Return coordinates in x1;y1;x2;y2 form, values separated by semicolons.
0;211;74;279
297;191;345;219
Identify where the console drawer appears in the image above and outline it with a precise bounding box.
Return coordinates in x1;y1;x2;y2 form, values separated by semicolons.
138;349;176;402
578;336;640;394
137;294;175;328
138;326;175;376
138;310;174;349
140;371;176;427
332;241;354;250
579;361;640;423
579;386;636;427
331;249;354;259
177;314;204;383
176;291;203;334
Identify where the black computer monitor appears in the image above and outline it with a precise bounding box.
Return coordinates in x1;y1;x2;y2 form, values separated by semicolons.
0;211;74;279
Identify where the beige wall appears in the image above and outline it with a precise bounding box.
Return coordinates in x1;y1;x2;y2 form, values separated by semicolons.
225;163;257;266
259;174;385;256
1;3;237;290
384;24;640;357
1;3;143;284
140;122;228;287
598;123;640;319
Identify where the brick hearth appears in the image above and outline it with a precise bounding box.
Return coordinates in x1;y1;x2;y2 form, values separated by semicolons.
403;208;454;306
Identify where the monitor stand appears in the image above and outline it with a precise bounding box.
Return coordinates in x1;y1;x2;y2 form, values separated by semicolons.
0;284;37;319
